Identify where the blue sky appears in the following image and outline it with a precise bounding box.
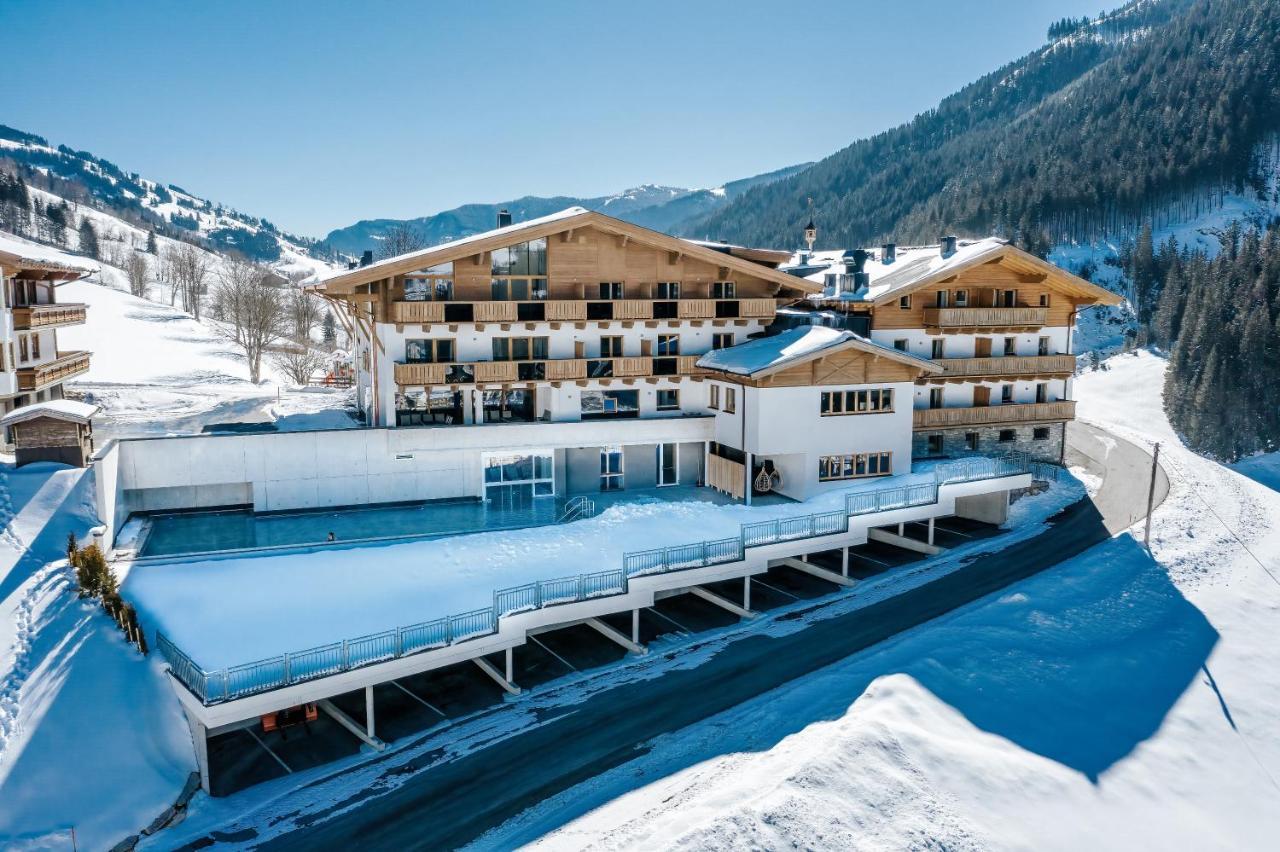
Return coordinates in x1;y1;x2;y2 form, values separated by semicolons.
1;0;1101;237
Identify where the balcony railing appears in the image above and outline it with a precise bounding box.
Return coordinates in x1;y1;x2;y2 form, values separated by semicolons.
912;400;1077;429
12;303;88;330
388;297;776;326
394;355;710;386
923;306;1049;328
932;354;1076;379
17;350;91;391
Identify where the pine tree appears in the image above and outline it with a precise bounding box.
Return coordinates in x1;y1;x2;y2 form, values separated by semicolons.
78;218;100;259
322;310;337;347
145;230;158;254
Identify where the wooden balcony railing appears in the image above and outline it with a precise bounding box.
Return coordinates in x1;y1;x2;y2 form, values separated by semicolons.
12;303;88;330
923;306;1049;328
912;400;1076;429
394;354;710;386
17;350;91;391
388;297;776;326
933;354;1076;379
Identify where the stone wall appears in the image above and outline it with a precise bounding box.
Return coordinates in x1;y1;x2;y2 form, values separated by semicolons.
912;421;1065;463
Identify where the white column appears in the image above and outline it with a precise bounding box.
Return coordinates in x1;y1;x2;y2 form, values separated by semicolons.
186;713;211;794
744;452;753;506
841;545;850;578
505;646;514;683
365;685;376;741
743;576;751;611
928;517;935;546
632;608;640;645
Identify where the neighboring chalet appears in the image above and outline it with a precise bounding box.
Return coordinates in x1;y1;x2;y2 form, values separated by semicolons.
0;234;92;419
781;237;1122;462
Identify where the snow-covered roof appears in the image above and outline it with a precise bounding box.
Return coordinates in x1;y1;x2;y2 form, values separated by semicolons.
0;232;99;276
316;207;590;285
696;325;939;378
0;399;99;427
786;239;1007;303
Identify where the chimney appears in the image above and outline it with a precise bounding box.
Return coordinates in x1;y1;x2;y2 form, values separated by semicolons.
347;260;358;270
882;242;896;263
940;235;957;257
360;250;374;267
496;208;512;228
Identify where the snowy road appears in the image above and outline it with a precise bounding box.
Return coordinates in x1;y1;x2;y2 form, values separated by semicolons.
172;423;1156;851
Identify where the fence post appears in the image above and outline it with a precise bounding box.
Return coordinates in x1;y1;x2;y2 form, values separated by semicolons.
701;540;709;566
577;574;585;601
222;669;230;701
283;653;291;685
342;639;349;669
396;627;403;657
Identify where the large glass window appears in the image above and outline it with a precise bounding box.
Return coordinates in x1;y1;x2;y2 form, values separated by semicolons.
600;446;625;491
492;336;549;361
489;238;547;299
820;388;894;416
396;389;464;425
405;338;455;364
656;334;680;356
581;390;639;420
483;451;555;506
657;443;678;486
818;451;893;481
483;389;536;423
656;281;680;299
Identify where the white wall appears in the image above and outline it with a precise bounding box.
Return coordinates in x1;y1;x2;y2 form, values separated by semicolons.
912;378;1069;409
868;328;1071;359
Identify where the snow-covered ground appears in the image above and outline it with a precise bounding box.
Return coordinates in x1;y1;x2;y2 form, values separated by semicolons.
462;351;1280;851
1231;451;1280;494
0;463;192;851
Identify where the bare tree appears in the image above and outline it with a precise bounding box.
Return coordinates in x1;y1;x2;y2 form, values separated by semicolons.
287;288;323;344
270;344;328;386
376;223;425;260
214;258;289;384
166;242;210;318
126;251;149;298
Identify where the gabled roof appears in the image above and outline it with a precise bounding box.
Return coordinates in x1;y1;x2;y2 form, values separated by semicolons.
313;207;820;296
696;325;941;379
0;399;99;427
788;239;1123;306
0;232;99;279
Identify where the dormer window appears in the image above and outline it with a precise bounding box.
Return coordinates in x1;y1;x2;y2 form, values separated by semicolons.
898;294;912;310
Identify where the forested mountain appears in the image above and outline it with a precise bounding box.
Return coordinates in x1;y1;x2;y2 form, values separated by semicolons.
320;163;811;256
688;0;1280;251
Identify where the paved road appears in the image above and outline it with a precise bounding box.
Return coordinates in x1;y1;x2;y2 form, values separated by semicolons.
242;424;1162;851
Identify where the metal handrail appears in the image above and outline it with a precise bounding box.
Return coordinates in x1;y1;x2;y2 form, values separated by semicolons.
155;453;1035;705
558;496;596;523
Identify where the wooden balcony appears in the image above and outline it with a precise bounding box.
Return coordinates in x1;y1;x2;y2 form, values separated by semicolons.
12;303;88;330
17;350;91;392
394;354;709;387
930;354;1076;380
912;400;1076;429
923;306;1049;329
387;297;776;327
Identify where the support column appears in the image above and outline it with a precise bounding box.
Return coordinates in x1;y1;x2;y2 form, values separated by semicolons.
365;685;376;742
505;647;514;683
744;452;753;506
743;576;751;611
690;585;756;618
185;713;211;794
841;546;850;578
702;441;710;488
898;522;905;535
631;608;641;645
474;656;521;695
586;617;647;655
927;517;935;546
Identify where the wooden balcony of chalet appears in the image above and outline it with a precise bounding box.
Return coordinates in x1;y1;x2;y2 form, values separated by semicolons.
17;350;91;392
386;297;777;328
912;400;1076;430
926;354;1076;382
394;354;710;387
923;306;1049;331
12;303;88;330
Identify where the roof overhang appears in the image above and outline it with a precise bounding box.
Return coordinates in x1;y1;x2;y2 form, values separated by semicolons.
312;209;821;298
870;243;1123;307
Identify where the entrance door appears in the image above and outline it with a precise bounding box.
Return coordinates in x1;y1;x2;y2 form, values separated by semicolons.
974;386;991;407
657;443;678;486
975;337;992;358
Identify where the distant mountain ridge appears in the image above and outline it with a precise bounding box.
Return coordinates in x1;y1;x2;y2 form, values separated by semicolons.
319;163;811;256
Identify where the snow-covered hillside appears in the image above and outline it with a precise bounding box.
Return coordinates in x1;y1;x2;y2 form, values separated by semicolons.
471;352;1280;851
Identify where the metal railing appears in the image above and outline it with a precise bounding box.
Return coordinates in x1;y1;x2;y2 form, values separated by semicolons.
558;496;596;523
156;453;1034;705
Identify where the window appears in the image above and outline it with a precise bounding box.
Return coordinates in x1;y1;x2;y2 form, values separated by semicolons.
997;289;1017;307
656;281;680;299
893;339;908;352
657;334;680;356
483;389;536;423
711;281;736;299
598;282;624;300
581;390;639;420
724;387;737;414
929;388;944;409
936;290;949;308
1038;336;1051;356
18;336;28;362
656;389;680;410
30;334;39;360
600;336;624;357
927;434;944;455
898;294;912;309
483;451;555;507
657;443;678;486
404;277;453;301
998;429;1017;443
600;446;625;491
492;336;549;361
818;451;893;481
1039;293;1051;307
965;432;980;451
954;290;969;307
405;338;454;363
1003;337;1017;356
712;333;734;350
709;384;721;410
491;239;547;277
820;388;895;415
1033;427;1051;441
1001;384;1014;404
1036;383;1049;404
931;339;945;359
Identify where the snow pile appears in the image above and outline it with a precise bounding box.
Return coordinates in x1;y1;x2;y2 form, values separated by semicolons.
469;351;1280;851
0;464;193;850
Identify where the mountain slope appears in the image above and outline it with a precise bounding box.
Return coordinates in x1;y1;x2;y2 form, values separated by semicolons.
320;163;811;255
690;0;1280;249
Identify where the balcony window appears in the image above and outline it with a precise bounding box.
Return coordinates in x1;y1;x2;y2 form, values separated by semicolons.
581;390;639;420
404;277;453;301
898;294;911;310
492;336;548;361
483;389;536;423
931;339;945;359
405;338;454;363
600;446;625;491
929;388;944;409
713;333;734;350
711;281;735;299
587;359;614;379
1038;336;1050;356
1001;384;1014;404
656;389;680;410
1003;337;1017;356
600;336;624;357
656;282;680;299
1036;383;1049;403
396;389;463;425
936;290;949;308
656;334;680;356
955;289;969;306
598;282;624;300
821;388;894;415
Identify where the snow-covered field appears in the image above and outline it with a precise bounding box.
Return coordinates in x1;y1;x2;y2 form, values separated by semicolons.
471;351;1280;851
